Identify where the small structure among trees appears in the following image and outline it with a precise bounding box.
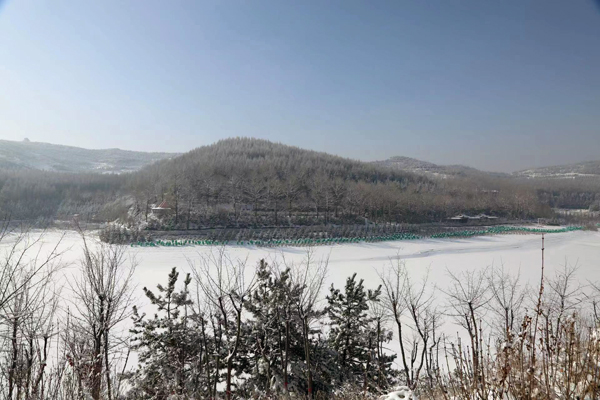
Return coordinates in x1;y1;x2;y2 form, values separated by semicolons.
449;214;470;223
151;200;172;218
449;214;498;223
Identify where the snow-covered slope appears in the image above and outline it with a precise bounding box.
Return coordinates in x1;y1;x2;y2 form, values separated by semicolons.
372;156;502;178
515;160;600;178
0;139;177;173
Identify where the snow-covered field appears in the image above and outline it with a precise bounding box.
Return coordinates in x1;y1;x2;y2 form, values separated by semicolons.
20;229;598;303
3;229;599;371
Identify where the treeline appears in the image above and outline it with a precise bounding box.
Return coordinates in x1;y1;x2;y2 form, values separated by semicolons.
2;137;600;226
529;176;600;210
0;169;127;221
2;230;600;399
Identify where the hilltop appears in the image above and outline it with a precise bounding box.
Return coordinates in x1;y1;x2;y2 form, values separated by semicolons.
144;137;419;183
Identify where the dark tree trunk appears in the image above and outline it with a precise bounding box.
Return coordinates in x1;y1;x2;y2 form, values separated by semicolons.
175;195;179;224
284;319;290;392
8;315;18;399
186;198;192;230
302;316;313;399
91;296;105;400
104;330;112;400
254;200;259;225
201;317;212;398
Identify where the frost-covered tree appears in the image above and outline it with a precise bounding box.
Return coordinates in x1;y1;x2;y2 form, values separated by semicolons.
191;248;255;400
129;268;203;398
243;260;306;395
69;238;136;400
327;273;395;390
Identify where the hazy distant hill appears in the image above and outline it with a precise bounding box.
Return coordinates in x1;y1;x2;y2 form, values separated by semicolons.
372;156;499;178
515;161;600;178
0;139;177;173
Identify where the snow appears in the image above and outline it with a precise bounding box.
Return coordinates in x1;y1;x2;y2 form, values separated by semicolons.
8;228;600;315
379;386;415;399
3;229;600;373
122;230;598;301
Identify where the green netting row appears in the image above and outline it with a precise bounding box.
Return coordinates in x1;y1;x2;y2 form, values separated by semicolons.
131;226;583;248
430;225;582;239
131;239;227;247
231;233;423;247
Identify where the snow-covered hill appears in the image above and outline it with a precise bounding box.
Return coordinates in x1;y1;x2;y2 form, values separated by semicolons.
376;155;600;180
0;139;177;173
372;156;502;178
515;160;600;178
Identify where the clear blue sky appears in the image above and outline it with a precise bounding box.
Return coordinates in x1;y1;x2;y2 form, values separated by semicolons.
1;0;599;172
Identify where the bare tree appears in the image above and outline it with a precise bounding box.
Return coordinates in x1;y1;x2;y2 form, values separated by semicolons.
308;174;328;223
283;174;304;220
181;175;198;230
442;267;491;396
0;229;64;312
378;258;441;391
69;236;136;400
366;296;393;392
283;247;328;399
0;226;65;400
198;172;218;217
329;178;347;219
266;179;285;225
169;166;186;225
544;262;584;338
190;247;255;400
244;174;266;225
228;174;246;223
487;263;527;338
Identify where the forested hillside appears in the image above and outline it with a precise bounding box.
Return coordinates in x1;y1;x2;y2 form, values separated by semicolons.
128;138;548;228
1;137;599;227
0;169;128;221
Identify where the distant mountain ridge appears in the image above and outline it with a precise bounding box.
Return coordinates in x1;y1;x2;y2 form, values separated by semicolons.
374;156;600;180
515;160;600;178
1;137;597;180
372;156;501;178
0;139;177;173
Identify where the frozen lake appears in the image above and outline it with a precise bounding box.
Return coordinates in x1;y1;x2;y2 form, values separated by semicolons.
19;229;598;301
3;228;599;370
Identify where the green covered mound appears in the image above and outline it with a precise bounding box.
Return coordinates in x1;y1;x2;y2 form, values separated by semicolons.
131;225;585;248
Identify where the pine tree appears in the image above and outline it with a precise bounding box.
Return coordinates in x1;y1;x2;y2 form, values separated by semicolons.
129;268;205;399
243;260;306;395
327;273;394;390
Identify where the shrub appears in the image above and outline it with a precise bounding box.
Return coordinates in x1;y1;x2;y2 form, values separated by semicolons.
99;223;150;244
